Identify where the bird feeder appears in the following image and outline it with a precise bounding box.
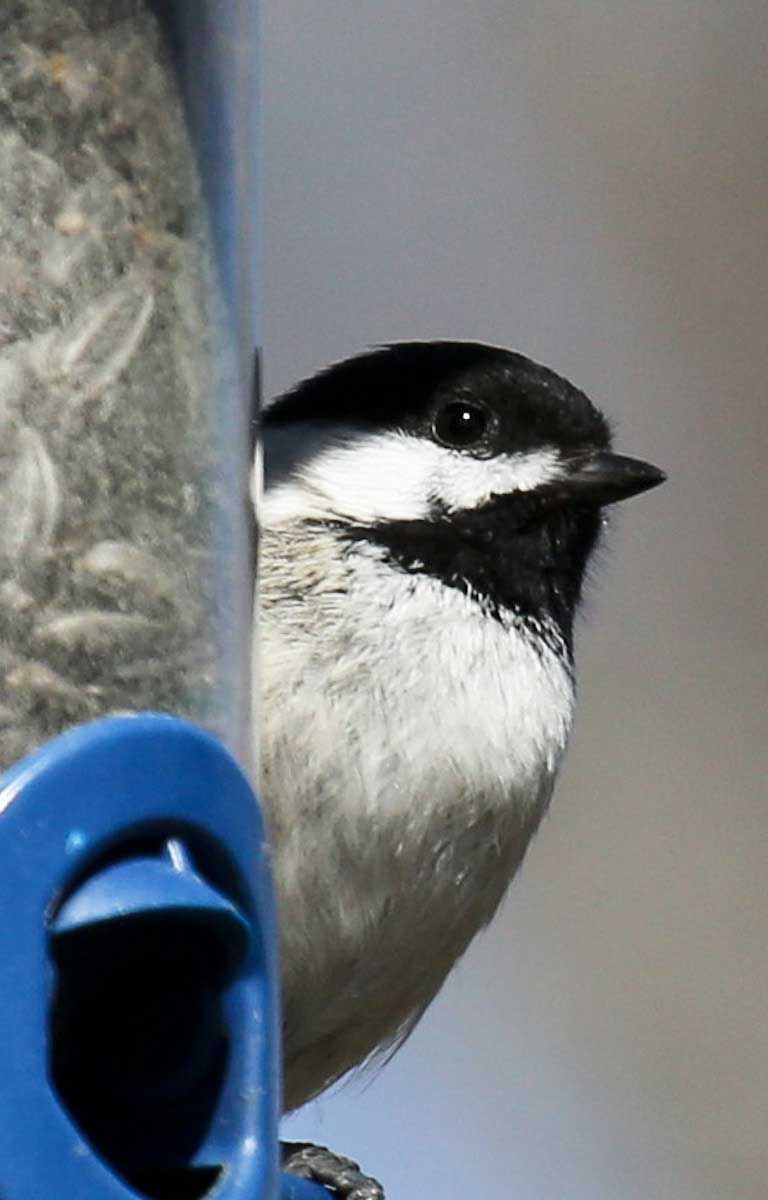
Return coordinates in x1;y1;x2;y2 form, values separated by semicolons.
0;4;327;1197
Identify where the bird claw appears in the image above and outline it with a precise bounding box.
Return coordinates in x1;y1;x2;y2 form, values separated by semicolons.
283;1142;385;1199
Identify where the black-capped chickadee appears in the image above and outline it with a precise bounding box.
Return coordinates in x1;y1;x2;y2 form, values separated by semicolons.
259;341;664;1134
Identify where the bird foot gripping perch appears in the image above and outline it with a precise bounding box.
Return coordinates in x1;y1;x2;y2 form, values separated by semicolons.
283;1143;385;1200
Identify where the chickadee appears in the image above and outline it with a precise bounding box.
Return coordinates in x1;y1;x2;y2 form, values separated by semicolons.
258;341;664;1122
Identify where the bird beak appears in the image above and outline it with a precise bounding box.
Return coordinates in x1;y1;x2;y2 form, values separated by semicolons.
552;451;666;507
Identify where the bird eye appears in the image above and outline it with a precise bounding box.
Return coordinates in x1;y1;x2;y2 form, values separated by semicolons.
432;401;490;450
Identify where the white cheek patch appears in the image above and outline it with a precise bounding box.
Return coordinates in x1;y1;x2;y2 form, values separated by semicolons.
432;445;561;512
263;427;433;524
262;424;562;526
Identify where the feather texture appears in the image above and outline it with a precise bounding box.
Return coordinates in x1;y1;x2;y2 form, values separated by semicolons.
260;487;573;1111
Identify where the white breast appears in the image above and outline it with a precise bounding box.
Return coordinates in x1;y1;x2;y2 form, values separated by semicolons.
259;518;574;1109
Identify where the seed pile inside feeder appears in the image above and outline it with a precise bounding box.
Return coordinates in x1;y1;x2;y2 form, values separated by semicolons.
0;0;238;768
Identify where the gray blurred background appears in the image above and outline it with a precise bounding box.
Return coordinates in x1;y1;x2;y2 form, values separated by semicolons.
264;3;768;1197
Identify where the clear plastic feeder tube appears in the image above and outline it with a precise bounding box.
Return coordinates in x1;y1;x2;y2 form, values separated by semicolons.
0;2;258;771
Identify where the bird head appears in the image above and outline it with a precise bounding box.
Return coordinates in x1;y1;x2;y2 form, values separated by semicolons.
263;341;665;650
